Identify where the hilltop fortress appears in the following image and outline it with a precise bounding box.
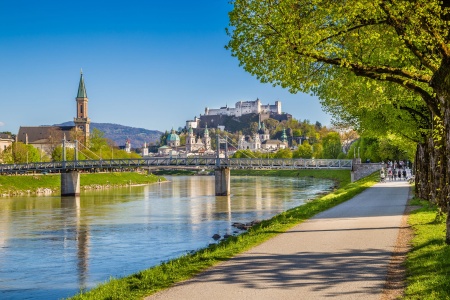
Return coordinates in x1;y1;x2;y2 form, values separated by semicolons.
186;98;291;131
204;98;281;117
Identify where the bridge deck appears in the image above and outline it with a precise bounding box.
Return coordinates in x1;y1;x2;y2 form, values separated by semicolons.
0;158;352;174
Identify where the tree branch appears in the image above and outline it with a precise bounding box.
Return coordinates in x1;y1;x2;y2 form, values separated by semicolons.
379;1;440;72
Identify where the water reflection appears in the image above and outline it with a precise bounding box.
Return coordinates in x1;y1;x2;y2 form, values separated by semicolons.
61;197;89;290
0;175;333;299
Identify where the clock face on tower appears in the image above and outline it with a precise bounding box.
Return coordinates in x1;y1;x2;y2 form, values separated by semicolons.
79;125;84;130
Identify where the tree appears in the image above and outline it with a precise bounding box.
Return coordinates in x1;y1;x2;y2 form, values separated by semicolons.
293;141;313;158
227;1;450;243
89;128;109;152
322;132;343;159
3;142;41;163
52;145;87;161
274;148;292;159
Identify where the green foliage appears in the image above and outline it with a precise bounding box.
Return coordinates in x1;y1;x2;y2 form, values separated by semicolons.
226;0;444;162
52;146;87;161
293;141;313;158
322;132;343;159
312;143;323;159
347;136;415;162
89;128;109;152
1;142;43;163
232;149;258;158
273;148;292;158
49;129;142;161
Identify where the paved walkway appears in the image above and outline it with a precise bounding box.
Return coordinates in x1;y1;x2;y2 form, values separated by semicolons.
146;180;411;300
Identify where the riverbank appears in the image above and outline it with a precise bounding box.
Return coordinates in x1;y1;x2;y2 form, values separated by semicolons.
0;172;165;197
70;170;377;300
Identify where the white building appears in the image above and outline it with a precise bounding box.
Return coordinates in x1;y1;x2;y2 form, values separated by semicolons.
185;116;200;130
205;98;281;117
186;126;211;153
0;133;14;156
141;142;149;157
239;127;288;152
125;139;131;153
238;134;261;150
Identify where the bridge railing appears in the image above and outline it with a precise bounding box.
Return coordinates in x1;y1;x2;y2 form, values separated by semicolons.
0;158;352;174
224;158;352;169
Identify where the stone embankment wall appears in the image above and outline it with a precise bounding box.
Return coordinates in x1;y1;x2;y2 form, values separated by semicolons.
351;159;384;182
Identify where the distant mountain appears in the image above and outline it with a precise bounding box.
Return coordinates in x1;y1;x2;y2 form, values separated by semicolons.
57;122;163;148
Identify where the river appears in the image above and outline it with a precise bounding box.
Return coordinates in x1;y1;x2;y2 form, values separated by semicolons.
0;175;334;299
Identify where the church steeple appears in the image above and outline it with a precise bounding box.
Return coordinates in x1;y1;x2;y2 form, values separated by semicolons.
74;70;90;144
77;69;87;98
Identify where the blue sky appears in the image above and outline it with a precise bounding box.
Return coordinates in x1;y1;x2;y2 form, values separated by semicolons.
0;0;331;134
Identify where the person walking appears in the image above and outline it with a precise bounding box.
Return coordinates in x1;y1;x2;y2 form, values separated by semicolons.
380;168;386;183
398;169;402;180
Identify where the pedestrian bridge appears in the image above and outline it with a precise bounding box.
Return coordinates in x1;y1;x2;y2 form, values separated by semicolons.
0;158;352;174
0;158;352;196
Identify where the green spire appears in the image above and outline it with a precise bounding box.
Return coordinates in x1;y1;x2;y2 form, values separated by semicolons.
204;124;209;135
281;127;288;143
77;69;87;98
188;125;193;135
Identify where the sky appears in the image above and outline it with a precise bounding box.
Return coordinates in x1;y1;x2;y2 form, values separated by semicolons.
0;0;331;134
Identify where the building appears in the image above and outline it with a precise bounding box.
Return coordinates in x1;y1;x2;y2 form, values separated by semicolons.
0;133;14;154
17;71;91;155
238;133;261;151
239;127;288;152
125;139;131;153
73;71;90;144
186;125;211;153
166;128;180;148
185;116;200;130
261;140;287;151
141;142;149;157
258;118;270;142
204;98;281;117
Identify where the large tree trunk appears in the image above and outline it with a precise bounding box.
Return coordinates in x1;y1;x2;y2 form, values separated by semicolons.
430;56;450;244
415;141;431;201
440;101;450;244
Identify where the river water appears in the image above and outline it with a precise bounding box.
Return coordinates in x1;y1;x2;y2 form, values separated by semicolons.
0;175;334;299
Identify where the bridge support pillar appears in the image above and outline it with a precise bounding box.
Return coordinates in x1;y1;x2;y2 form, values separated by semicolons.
215;167;230;196
61;171;81;196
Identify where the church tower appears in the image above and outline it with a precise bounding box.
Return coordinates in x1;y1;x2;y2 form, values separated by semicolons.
203;125;211;150
186;126;196;152
74;70;90;144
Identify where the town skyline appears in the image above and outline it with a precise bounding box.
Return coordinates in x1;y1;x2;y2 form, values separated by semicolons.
0;1;331;134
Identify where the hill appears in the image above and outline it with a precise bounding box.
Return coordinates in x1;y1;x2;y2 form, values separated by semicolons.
57;122;162;148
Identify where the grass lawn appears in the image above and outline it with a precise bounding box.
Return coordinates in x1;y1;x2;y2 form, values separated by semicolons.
69;170;377;300
403;199;450;299
0;172;165;196
0;174;61;195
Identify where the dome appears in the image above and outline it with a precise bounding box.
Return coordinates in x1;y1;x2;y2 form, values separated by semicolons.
167;128;180;142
